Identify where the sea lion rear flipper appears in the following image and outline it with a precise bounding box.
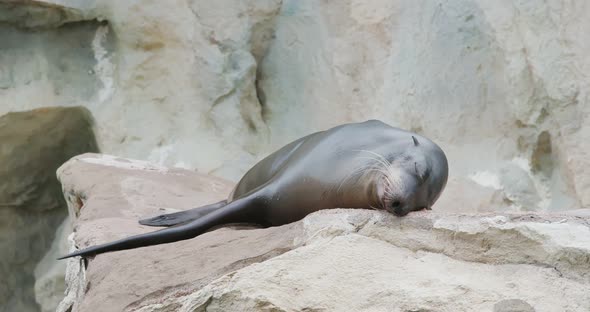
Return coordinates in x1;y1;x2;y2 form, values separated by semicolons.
138;200;227;227
57;193;266;260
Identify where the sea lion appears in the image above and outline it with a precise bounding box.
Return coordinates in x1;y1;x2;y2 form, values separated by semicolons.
59;120;448;259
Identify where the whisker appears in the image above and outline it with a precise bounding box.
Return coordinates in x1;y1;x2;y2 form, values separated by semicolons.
354;149;390;164
353;150;391;169
382;190;394;196
337;150;405;208
355;156;389;169
337;155;391;194
336;161;377;193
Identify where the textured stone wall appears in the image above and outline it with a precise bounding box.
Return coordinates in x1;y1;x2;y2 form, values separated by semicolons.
2;0;588;213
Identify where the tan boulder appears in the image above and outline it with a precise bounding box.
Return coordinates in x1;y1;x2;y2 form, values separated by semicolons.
58;154;590;312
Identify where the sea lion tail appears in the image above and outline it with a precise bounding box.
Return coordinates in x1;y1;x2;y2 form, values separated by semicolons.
57;196;258;260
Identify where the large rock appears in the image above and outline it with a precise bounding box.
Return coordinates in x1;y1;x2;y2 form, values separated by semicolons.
0;0;589;213
57;154;590;312
0;107;98;312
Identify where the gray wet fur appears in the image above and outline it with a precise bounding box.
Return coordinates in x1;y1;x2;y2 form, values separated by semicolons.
59;120;448;259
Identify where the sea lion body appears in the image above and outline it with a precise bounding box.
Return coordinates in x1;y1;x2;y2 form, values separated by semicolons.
230;120;447;225
59;120;448;259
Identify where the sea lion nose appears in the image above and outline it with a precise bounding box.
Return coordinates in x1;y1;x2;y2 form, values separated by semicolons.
391;200;405;216
394;207;404;216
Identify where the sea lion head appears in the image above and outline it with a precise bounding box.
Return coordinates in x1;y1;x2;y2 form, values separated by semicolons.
372;135;448;217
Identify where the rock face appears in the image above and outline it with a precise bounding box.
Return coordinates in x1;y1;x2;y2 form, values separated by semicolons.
57;155;590;312
1;0;589;213
0;107;98;312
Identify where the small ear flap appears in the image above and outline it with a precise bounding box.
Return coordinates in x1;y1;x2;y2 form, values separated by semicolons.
412;136;419;146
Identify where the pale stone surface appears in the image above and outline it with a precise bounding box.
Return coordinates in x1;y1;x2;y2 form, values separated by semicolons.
434;176;506;213
493;299;536;312
1;0;589;212
57;155;590;312
0;107;98;312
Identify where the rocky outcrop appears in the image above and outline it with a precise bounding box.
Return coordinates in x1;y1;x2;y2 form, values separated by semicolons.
1;0;589;213
57;154;590;312
0;107;98;312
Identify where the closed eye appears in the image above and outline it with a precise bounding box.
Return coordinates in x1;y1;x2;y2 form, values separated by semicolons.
414;162;430;183
422;167;431;181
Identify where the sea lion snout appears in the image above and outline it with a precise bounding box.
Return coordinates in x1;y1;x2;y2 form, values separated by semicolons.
392;204;407;217
389;200;427;217
387;198;418;217
382;198;404;216
378;165;433;217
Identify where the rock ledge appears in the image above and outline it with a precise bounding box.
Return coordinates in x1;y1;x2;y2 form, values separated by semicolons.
58;154;590;312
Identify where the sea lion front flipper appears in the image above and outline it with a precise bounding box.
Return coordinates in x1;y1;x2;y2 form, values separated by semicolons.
138;200;227;227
